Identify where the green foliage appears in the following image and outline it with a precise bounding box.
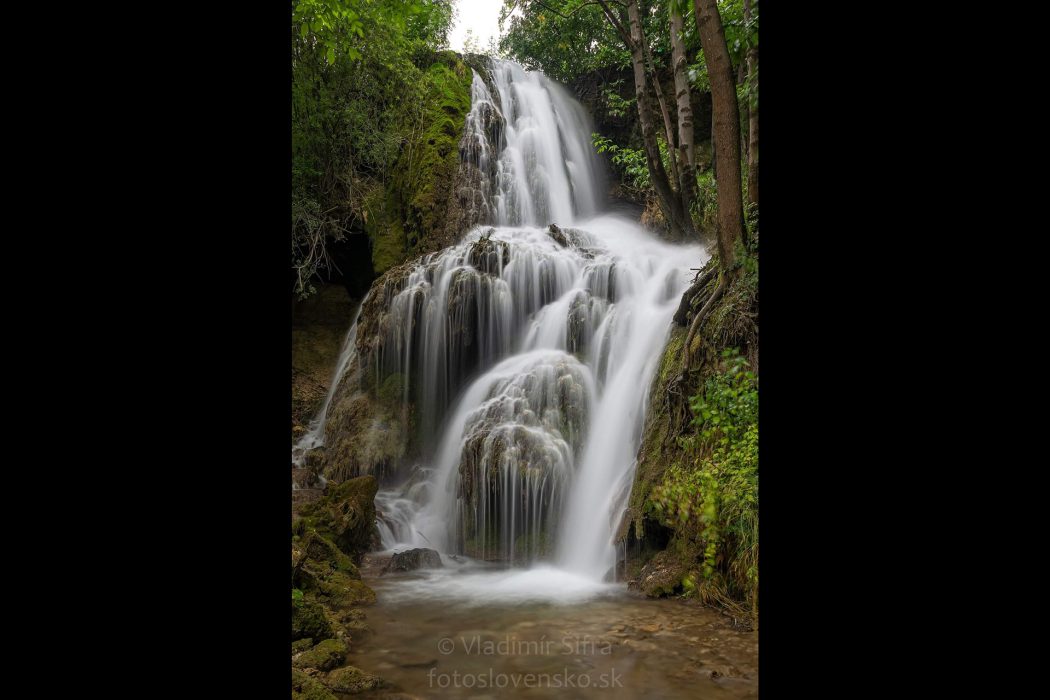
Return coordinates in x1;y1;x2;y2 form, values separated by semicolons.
601;81;634;118
294;0;366;64
499;0;631;83
592;133;650;191
292;588;305;606
744;201;759;241
651;348;758;612
294;0;453;65
291;1;461;296
689;169;718;234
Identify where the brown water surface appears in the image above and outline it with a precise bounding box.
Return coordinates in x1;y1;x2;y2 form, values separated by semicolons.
346;557;758;699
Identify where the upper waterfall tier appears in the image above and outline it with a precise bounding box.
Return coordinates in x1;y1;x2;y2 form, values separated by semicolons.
460;59;604;228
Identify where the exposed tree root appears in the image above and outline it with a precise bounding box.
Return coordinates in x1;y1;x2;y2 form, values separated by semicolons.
681;275;727;373
672;265;717;326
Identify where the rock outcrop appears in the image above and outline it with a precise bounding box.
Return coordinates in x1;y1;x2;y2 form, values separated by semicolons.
381;548;443;574
292;475;386;696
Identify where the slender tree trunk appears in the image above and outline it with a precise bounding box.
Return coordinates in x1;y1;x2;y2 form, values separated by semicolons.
627;0;687;237
693;0;745;265
739;45;748;164
643;40;679;188
670;2;697;236
744;0;758;209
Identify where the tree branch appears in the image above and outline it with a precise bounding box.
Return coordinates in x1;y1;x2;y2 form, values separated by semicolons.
595;0;635;48
532;0;626;21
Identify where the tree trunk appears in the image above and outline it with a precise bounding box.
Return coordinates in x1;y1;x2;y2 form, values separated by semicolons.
643;40;680;189
670;3;697;236
738;40;748;165
693;0;745;265
744;0;758;209
627;0;688;237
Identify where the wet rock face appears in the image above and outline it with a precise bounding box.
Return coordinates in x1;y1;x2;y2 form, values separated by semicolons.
455;353;592;563
381;548;444;574
467;233;509;275
292;284;358;437
547;223;570;247
322;389;409;484
297;477;380;563
629;550;689;598
292;467;321;490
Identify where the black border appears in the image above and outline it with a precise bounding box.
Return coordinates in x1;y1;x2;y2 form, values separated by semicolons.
128;1;927;694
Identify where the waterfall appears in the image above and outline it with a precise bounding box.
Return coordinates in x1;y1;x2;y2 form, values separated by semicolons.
299;59;708;583
460;60;604;228
292;303;362;476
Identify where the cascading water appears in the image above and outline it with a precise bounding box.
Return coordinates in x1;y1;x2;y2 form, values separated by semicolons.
291;304;361;477
461;60;604;227
300;59;708;592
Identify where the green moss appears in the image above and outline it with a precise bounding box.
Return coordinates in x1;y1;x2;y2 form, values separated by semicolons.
623;326;687;543
292;597;333;642
513;528;554;563
342;618;371;639
391;58;473;257
658;329;686;385
325;665;383;694
316;570;377;608
377;373;406;408
292;638;315;654
293;638;349;672
292;669;338;700
369;208;406;277
361;54;474;276
304;531;359;575
298;476;379;562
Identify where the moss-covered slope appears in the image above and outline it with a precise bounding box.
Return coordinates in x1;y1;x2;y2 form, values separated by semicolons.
366;52;474;275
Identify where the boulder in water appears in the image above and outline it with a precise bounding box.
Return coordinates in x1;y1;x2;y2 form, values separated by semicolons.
381;548;443;574
293;638;348;672
547;223;569;247
292;668;337;700
325;665;383;694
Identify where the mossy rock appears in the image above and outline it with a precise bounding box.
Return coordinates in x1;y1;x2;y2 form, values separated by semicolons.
298;476;379;563
633;550;691;598
292;638;315;655
316;570;377;608
322;389;409;485
292;597;333;642
325;665;383;694
293;638;349;672
293;531;366;601
342;618;372;640
304;531;360;576
292;668;338;700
